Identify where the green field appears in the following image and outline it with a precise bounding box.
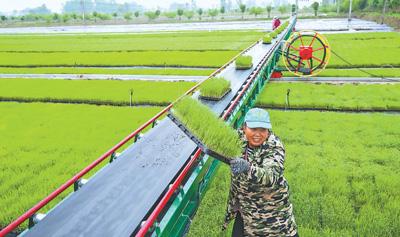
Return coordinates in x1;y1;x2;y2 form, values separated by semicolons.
0;67;215;76
0;78;195;106
0;31;263;68
0;31;263;52
325;32;400;68
0;102;163;230
284;68;400;78
1;27;399;236
0;51;238;68
188;110;400;237
1;32;398;74
256;82;400;111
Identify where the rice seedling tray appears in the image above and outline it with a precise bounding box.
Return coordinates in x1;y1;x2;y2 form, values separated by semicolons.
199;88;232;101
167;112;231;164
235;65;253;70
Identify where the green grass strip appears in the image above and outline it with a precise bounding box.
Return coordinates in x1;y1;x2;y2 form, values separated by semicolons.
0;67;215;76
311;68;400;78
172;96;242;158
199;77;231;99
325;32;400;68
0;51;239;68
0;31;263;52
0;78;195;105
0;30;265;68
255;82;400;111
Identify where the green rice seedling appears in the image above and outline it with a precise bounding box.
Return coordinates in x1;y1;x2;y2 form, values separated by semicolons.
235;55;253;70
281;68;400;78
280;21;289;30
199;77;231;100
188;111;400;236
0;30;263;52
263;34;272;44
270;31;278;38
0;30;265;68
256;82;400;111
323;32;400;68
3;31;399;70
172;96;242;158
0;67;215;76
277;32;400;69
275;21;289;35
0;79;195;106
0;102;163;231
0;51;237;68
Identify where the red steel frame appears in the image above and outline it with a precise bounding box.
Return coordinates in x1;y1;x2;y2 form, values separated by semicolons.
0;39;261;237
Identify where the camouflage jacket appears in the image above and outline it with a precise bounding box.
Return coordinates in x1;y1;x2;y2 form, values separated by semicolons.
223;130;297;237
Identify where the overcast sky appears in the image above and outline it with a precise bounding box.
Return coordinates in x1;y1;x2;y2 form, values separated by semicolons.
0;0;267;13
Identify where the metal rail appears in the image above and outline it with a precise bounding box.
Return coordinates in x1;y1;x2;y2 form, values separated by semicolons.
135;148;203;237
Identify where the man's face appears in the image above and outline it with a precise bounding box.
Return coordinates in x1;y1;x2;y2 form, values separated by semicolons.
243;125;269;148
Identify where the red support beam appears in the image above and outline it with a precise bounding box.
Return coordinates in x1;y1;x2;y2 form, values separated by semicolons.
271;71;283;78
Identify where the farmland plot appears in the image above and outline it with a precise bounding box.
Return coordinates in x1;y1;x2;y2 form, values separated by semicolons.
256;83;400;111
0;79;195;106
0;102;162;230
188;111;400;237
0;31;263;69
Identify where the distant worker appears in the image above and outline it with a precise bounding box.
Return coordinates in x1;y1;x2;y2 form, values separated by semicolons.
272;16;281;30
222;108;298;237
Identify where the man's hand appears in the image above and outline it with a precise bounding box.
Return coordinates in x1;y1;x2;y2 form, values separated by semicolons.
230;158;250;176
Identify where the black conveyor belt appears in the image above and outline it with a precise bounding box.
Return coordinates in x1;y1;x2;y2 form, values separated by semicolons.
22;29;288;237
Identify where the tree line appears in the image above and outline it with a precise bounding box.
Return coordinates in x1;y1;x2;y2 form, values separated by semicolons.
0;0;398;24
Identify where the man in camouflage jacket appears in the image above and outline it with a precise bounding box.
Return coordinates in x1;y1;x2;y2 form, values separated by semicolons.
223;108;298;237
